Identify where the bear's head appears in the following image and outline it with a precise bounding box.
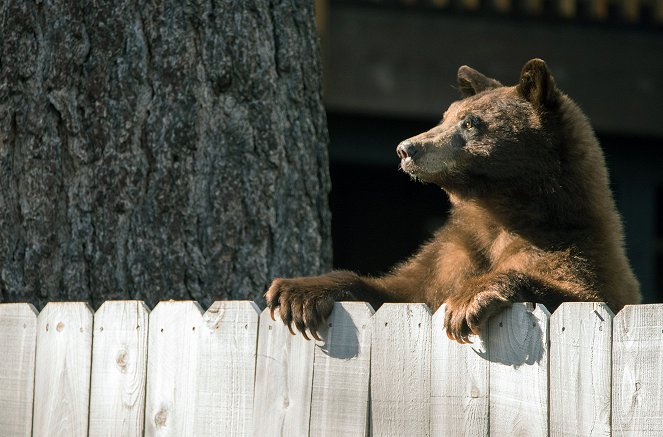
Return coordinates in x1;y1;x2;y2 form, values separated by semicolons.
397;59;566;199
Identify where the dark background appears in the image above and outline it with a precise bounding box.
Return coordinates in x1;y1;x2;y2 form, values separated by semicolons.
319;0;663;303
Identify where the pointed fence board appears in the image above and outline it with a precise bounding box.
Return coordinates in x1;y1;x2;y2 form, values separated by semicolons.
370;303;432;437
32;302;94;437
253;308;316;437
613;304;663;436
193;301;260;437
144;301;203;437
0;303;38;437
431;304;489;437
550;302;613;436
89;301;150;437
309;302;374;437
488;303;550;437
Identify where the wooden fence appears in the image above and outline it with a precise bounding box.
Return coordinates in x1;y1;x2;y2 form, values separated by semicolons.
0;300;662;436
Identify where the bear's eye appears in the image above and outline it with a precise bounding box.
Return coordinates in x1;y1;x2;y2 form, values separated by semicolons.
461;115;481;131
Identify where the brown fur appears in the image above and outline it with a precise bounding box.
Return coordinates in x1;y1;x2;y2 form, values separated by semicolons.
266;59;640;343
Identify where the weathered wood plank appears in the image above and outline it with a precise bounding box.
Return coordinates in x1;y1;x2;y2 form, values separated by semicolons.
488;303;550;437
89;301;150;437
309;302;374;437
550;302;613;436
613;304;663;436
0;303;38;437
144;301;203;437
194;301;260;437
431;304;488;437
32;302;94;437
253;308;316;437
370;303;432;437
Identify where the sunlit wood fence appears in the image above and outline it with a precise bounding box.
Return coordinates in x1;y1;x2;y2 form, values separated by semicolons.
1;300;662;436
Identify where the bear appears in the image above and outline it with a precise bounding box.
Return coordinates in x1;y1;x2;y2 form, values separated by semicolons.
265;58;641;344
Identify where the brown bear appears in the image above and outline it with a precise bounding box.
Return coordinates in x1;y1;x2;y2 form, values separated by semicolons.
266;59;641;343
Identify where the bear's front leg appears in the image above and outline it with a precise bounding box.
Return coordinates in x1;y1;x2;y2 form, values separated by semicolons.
265;270;367;341
443;271;529;343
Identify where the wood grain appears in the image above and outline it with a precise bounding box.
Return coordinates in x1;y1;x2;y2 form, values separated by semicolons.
144;301;203;437
613;304;663;436
0;303;38;437
253;308;316;437
32;302;94;437
431;304;489;437
89;301;150;437
194;301;260;437
309;302;374;437
488;303;550;437
550;302;613;436
370;303;432;437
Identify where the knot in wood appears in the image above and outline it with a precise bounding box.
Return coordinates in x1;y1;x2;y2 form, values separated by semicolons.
155;409;167;428
116;349;128;373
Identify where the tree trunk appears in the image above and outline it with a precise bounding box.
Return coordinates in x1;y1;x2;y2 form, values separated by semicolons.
0;1;331;309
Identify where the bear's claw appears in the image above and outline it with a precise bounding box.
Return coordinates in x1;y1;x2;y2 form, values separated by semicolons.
444;289;513;344
265;277;334;341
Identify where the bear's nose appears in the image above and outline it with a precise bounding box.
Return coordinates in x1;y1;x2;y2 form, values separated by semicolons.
397;141;418;160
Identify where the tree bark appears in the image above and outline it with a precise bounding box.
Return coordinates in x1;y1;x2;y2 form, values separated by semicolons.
0;1;331;309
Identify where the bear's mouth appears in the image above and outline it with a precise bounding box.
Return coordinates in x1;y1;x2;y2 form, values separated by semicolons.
399;152;453;184
399;156;417;173
400;157;433;182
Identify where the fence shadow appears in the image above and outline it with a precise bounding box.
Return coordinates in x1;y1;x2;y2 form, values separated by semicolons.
317;304;361;360
474;308;545;368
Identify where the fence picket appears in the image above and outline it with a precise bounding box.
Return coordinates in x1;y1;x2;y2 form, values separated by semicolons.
370;303;432;437
193;301;260;437
144;301;204;437
0;303;38;437
252;308;316;437
431;304;489;437
309;302;374;437
613;304;663;435
550;302;613;436
488;303;550;437
32;302;94;437
89;301;150;437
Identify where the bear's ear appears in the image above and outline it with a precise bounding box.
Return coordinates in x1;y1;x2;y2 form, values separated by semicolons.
517;59;559;109
457;65;502;98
